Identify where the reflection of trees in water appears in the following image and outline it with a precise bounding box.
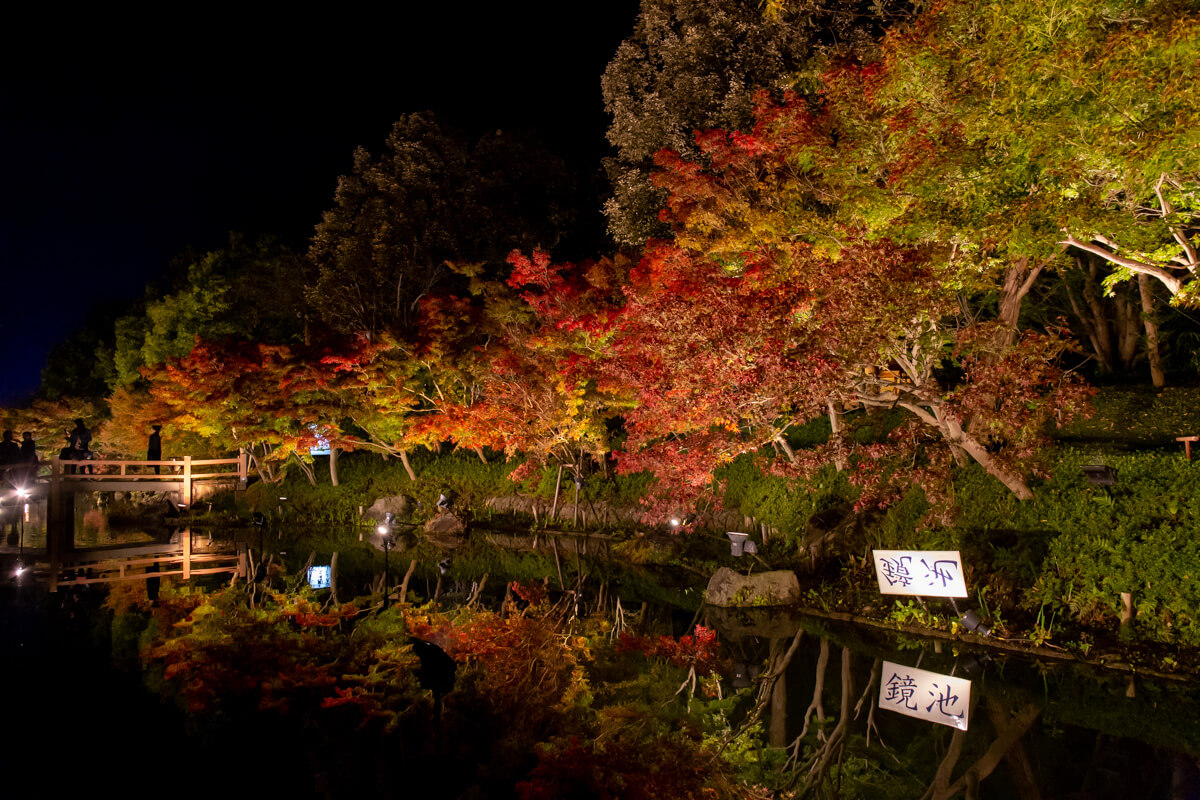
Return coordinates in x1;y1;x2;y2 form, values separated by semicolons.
711;612;1198;798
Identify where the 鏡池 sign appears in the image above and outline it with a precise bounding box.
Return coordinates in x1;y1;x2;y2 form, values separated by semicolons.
879;660;970;730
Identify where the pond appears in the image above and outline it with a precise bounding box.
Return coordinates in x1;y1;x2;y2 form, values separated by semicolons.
1;502;1197;798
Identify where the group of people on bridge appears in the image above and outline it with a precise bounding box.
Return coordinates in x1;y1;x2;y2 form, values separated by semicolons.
1;429;37;543
1;429;38;485
59;419;94;474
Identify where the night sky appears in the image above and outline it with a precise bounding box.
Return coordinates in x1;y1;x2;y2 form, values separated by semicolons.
0;4;640;405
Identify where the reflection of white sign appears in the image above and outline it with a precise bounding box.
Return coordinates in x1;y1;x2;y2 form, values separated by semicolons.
872;550;967;598
879;661;970;730
307;565;331;590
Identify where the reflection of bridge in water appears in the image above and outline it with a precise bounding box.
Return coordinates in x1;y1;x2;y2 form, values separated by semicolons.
3;452;250;590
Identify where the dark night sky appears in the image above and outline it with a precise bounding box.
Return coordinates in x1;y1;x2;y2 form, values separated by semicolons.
0;4;640;405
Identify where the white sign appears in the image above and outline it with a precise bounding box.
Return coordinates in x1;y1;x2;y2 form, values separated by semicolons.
872;550;968;598
879;661;970;730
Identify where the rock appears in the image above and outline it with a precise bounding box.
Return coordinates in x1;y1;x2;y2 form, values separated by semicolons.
705;567;800;607
364;494;417;522
424;511;468;549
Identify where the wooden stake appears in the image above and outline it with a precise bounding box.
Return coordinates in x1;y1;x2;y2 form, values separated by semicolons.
550;465;563;521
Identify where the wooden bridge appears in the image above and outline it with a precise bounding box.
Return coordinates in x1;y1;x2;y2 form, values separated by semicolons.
48;533;246;592
20;451;252;590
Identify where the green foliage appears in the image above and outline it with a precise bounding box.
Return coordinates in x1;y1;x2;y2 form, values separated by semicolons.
111;236;307;389
600;0;910;244
719;455;854;551
1057;385;1200;446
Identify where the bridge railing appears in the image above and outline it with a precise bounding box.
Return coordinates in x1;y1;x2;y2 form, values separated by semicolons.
49;451;249;502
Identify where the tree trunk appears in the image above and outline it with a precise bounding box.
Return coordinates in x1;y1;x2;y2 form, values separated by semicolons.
292;454;318;487
1064;257;1116;372
474;445;488;464
941;413;1033;500
1138;274;1166;389
827;400;846;471
329;551;339;605
987;698;1042;800
931;702;1041;800
995;259;1044;349
769;638;788;747
774;432;798;465
967;258;1043;438
1114;294;1141;370
399;449;417;481
329;446;340;487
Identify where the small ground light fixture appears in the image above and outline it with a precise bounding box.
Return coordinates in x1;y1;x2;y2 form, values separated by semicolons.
438;557;451;575
378;512;395;536
959;609;992;637
726;532;757;557
436;493;451;510
669;517;681;528
1081;465;1117;487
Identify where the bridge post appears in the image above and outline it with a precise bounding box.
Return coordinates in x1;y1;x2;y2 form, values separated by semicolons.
182;455;192;508
47;456;74;592
182;528;192;580
238;448;248;490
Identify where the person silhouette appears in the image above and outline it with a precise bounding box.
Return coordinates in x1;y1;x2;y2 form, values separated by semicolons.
60;431;77;475
0;431;19;539
19;432;38;484
69;419;93;475
147;425;163;474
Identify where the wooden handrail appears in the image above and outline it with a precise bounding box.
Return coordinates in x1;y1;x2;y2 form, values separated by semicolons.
56;458;241;467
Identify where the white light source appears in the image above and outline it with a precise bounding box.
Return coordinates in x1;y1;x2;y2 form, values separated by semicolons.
669;517;681;527
377;525;389;535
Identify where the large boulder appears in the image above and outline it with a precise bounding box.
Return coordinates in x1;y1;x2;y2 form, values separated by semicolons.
424;511;468;549
705;567;800;607
364;494;417;522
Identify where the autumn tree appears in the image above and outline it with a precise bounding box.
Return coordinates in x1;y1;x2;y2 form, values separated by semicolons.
856;0;1199;383
308;115;583;340
110;235;308;389
403;254;627;482
601;0;911;245
145;340;326;483
602;93;1088;509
